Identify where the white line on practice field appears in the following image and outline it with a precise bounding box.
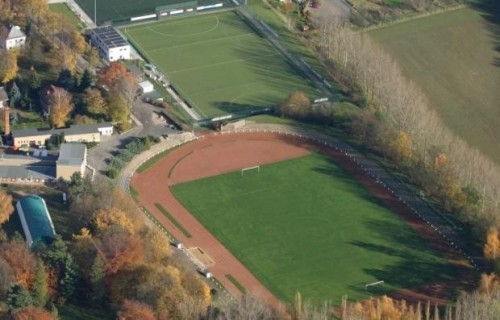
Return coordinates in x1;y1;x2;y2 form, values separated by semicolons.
147;16;220;37
129;13;220;30
169;52;278;74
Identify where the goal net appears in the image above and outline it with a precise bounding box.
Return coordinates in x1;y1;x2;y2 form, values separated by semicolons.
241;165;260;175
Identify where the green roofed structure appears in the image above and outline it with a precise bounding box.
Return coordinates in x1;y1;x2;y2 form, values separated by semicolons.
16;195;56;247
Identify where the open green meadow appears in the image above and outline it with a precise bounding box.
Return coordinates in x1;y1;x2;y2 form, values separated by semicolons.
369;7;500;164
172;154;456;304
123;10;321;118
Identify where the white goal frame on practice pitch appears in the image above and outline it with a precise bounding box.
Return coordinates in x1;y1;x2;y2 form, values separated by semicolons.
241;165;260;175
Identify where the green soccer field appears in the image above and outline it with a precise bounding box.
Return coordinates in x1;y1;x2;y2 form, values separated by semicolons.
172;154;456;304
76;0;226;25
368;7;500;164
123;11;321;118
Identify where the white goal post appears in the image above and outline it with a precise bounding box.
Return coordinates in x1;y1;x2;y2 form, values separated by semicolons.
241;165;260;175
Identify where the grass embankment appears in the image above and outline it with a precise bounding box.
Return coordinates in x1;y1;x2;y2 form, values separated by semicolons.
172;153;456;304
154;203;192;238
226;274;246;294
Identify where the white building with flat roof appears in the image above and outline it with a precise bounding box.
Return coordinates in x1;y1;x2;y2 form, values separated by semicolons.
91;26;130;62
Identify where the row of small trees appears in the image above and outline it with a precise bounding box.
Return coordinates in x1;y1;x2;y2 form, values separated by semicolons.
312;18;500;232
106;136;160;178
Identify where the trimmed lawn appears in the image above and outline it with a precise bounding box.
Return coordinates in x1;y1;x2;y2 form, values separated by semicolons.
369;8;500;164
172;154;456;304
75;0;231;25
123;10;321;118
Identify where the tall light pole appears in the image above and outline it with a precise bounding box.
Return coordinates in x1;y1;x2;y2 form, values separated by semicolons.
94;0;97;26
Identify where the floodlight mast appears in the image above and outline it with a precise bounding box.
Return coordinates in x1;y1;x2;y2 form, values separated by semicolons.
94;0;97;26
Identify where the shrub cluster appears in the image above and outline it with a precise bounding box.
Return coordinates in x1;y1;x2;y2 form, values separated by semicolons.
106;136;160;178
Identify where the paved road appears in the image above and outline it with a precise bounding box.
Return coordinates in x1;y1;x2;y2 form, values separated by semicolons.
166;87;203;121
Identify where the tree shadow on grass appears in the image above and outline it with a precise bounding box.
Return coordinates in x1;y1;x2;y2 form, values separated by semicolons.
214;100;276;114
472;0;500;67
229;33;319;95
347;217;464;298
310;161;387;205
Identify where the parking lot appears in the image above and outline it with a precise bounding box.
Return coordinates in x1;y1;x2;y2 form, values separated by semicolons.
87;101;179;175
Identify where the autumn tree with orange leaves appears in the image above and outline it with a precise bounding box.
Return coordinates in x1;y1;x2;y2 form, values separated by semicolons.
117;299;156;320
11;307;55;320
98;62;138;105
96;228;143;275
0;240;36;286
48;87;73;128
484;227;500;260
0;190;14;225
0;49;18;84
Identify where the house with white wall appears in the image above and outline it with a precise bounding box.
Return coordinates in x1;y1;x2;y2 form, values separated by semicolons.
91;26;130;62
0;25;26;50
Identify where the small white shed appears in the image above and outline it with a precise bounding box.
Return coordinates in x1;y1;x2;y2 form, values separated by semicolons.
139;80;154;94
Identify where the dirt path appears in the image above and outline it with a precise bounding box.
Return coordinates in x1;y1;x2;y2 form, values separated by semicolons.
131;130;476;307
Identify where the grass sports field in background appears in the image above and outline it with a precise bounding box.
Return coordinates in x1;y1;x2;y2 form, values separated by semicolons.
369;7;500;164
123;10;321;118
172;153;456;304
75;0;230;25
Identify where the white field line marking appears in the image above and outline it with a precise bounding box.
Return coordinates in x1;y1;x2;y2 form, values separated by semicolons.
169;52;278;74
147;16;220;37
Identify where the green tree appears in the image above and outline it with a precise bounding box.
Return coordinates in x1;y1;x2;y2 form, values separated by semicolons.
34;260;48;307
69;172;83;188
7;285;34;311
90;256;106;307
8;82;21;109
28;67;41;90
48;301;59;319
79;69;93;92
42;235;68;268
107;93;129;129
0;257;15;298
56;69;74;90
107;167;118;179
85;47;100;68
143;136;151;151
41;235;78;301
83;88;106;115
59;254;78;300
